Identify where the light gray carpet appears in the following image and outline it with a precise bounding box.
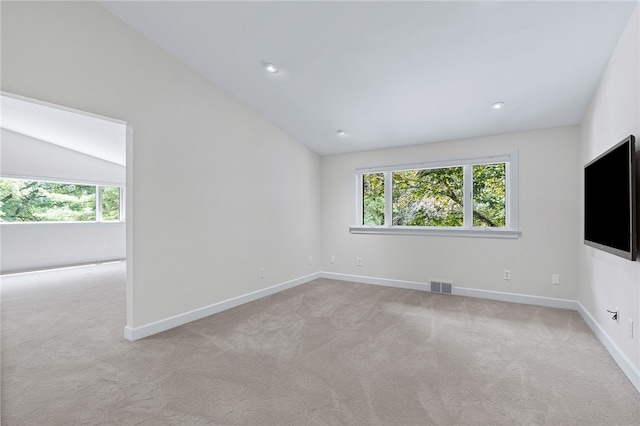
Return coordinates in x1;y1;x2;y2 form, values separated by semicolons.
1;262;639;425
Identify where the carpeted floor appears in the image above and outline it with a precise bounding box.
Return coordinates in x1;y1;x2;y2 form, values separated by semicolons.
1;262;639;425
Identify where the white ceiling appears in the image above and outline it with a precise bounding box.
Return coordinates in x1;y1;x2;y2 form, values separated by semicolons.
2;2;636;161
1;94;127;166
99;0;637;156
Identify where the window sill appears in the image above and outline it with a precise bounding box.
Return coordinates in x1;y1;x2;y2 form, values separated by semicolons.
349;226;521;239
0;221;125;226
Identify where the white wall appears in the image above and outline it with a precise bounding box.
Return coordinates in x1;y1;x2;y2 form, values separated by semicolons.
0;1;321;329
1;129;127;273
1;222;125;273
321;126;580;300
578;3;640;373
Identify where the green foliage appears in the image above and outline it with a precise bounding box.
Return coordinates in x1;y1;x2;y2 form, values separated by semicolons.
392;167;464;226
0;179;96;222
473;163;506;227
101;186;121;221
361;163;506;228
363;173;384;225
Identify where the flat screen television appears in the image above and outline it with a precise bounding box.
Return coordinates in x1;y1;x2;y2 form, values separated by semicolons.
584;135;637;261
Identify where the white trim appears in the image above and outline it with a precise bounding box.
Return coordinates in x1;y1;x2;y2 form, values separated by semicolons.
96;185;103;222
0;221;124;230
575;301;640;393
125;124;134;339
505;154;519;229
0;172;124;187
383;170;392;227
463;164;473;228
354;174;363;224
1;91;127;126
320;273;577;309
355;151;515;174
123;272;322;341
453;286;579;310
349;226;521;239
319;272;432;292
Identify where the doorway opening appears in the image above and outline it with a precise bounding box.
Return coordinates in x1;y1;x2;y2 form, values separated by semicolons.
0;92;132;333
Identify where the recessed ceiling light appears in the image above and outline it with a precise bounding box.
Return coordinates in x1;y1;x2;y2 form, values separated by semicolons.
336;130;347;136
491;101;505;110
263;62;278;73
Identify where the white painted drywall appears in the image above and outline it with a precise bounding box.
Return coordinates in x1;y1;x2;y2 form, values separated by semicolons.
0;222;125;273
321;126;580;300
578;3;640;372
0;2;321;328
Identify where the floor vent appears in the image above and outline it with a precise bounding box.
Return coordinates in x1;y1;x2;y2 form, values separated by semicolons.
430;281;453;294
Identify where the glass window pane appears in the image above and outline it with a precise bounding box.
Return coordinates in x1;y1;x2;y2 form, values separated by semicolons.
0;178;95;222
101;186;121;221
473;163;506;227
392;167;463;226
363;173;384;226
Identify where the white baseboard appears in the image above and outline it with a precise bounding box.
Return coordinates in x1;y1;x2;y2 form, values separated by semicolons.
123;272;321;341
319;272;578;310
123;271;640;394
319;272;432;292
576;301;640;393
454;286;579;311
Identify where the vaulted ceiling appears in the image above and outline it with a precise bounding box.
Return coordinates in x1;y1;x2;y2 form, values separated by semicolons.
4;2;636;160
99;1;636;156
1;94;127;166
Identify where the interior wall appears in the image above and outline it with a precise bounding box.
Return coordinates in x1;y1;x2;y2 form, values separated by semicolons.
321;126;580;300
0;1;321;328
0;129;127;273
1;222;125;273
578;3;640;372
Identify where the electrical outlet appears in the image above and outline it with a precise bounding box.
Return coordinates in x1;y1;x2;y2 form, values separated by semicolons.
552;274;560;285
503;270;511;280
629;319;634;338
330;256;335;264
357;257;363;267
308;256;313;265
259;268;264;278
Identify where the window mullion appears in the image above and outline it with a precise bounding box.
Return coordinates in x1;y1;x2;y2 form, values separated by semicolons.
463;165;473;228
384;171;392;227
119;187;125;222
356;174;364;225
96;186;103;222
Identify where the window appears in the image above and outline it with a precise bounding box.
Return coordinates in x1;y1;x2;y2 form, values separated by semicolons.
0;178;123;223
363;172;385;226
100;186;122;222
353;152;519;238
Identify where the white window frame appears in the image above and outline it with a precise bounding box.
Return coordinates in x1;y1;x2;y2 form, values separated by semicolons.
98;185;124;222
350;151;520;238
0;176;125;224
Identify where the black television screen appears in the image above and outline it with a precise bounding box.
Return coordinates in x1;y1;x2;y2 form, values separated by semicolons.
584;135;637;260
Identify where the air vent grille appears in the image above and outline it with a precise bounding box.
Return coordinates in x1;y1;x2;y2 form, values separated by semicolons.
430;280;453;294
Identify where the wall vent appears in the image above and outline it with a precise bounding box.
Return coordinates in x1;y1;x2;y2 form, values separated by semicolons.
430;280;453;294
